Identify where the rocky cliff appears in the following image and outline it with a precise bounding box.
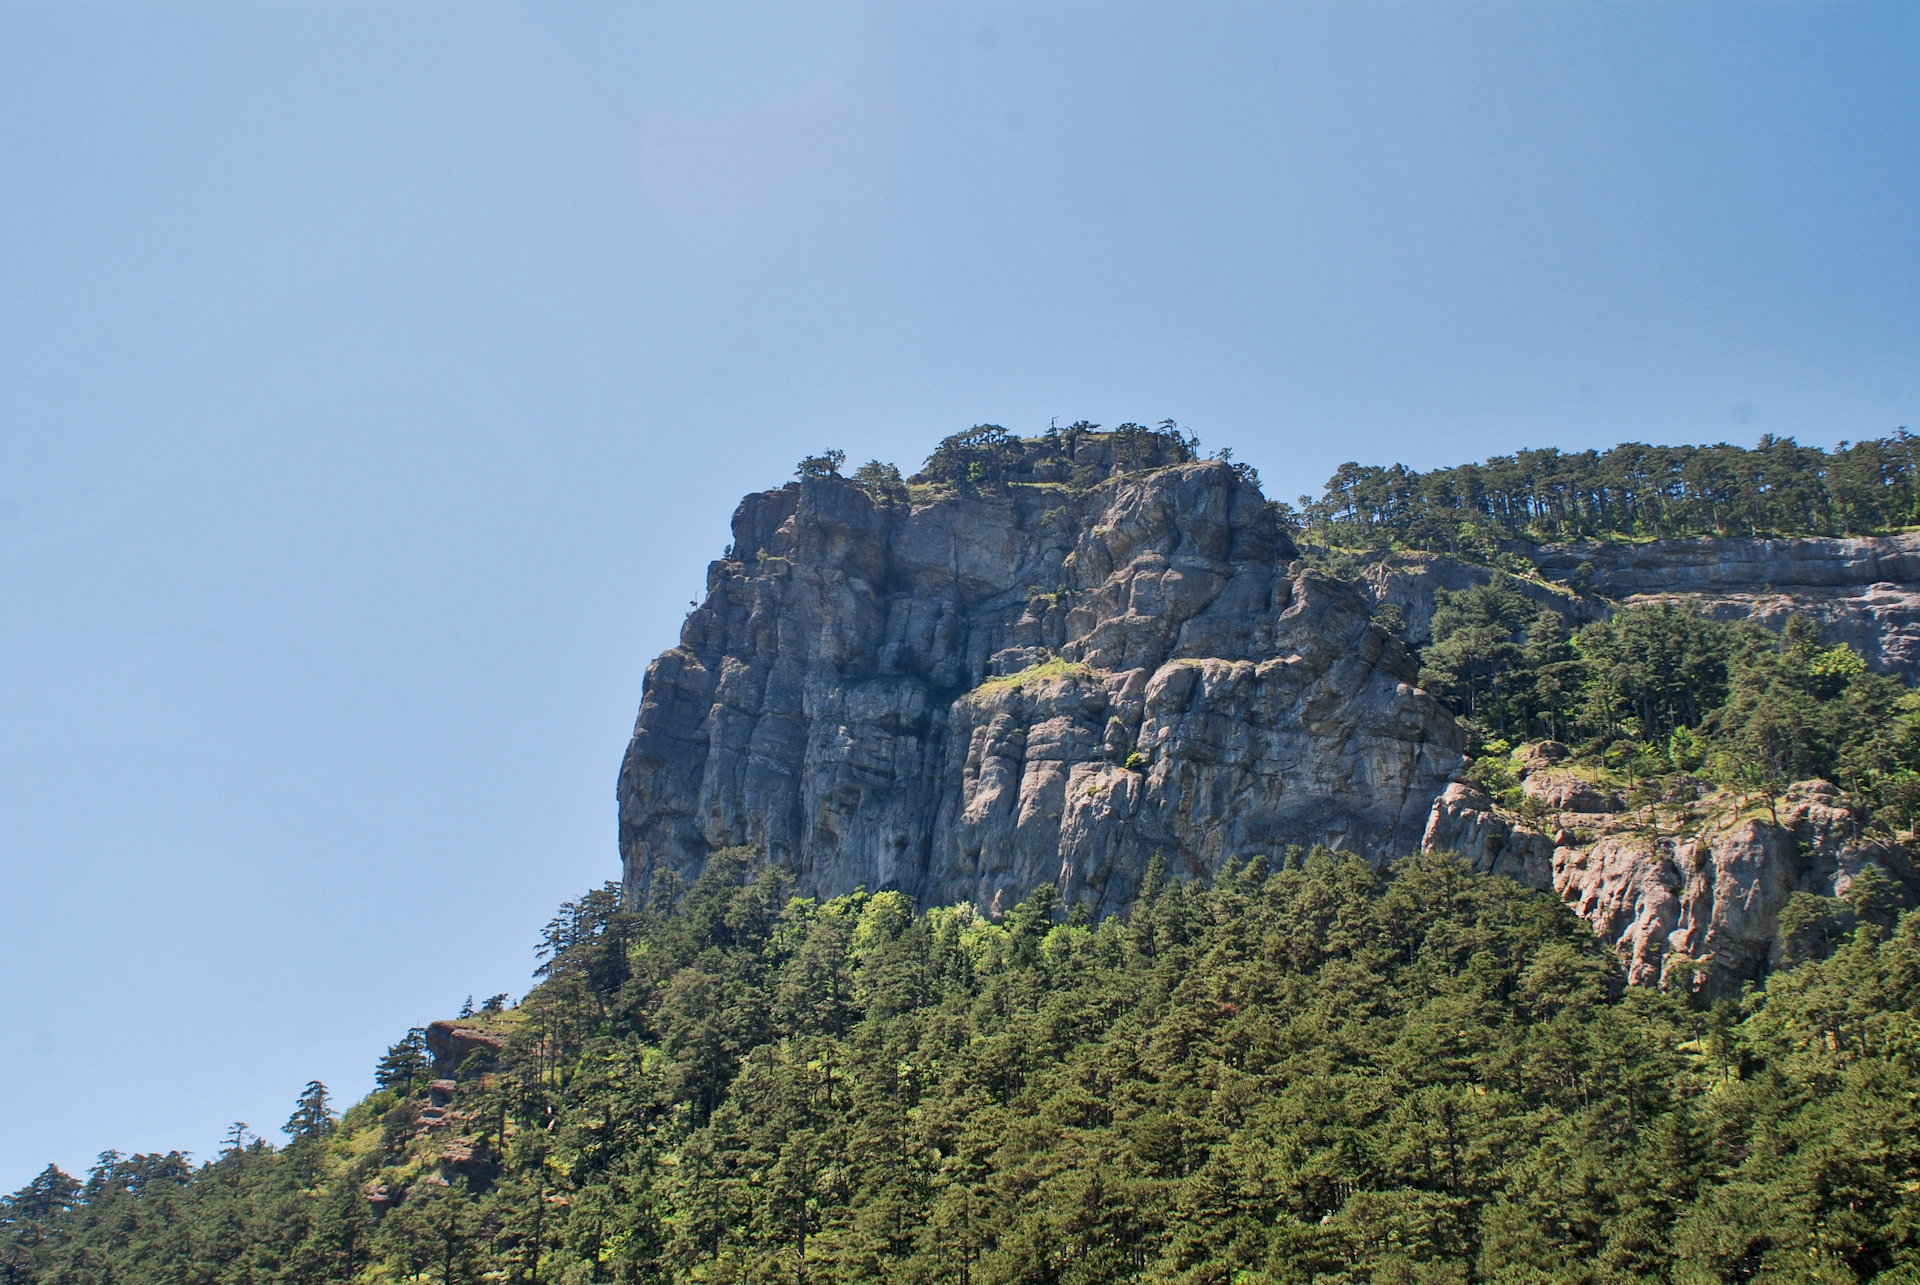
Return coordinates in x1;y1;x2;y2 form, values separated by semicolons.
1423;756;1918;995
619;436;1920;988
618;443;1463;917
1533;533;1920;677
1366;533;1920;677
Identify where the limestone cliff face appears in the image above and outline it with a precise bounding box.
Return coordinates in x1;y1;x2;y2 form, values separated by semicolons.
1541;534;1920;677
619;444;1920;986
1366;534;1920;676
1363;553;1604;648
1424;767;1918;994
618;457;1465;914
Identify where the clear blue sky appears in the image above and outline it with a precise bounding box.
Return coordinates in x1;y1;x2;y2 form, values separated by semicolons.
1;0;1914;1187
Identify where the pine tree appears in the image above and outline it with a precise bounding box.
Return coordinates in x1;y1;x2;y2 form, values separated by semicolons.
374;1028;429;1092
284;1080;333;1141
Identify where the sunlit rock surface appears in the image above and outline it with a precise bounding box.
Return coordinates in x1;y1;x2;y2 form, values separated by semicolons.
619;450;1464;915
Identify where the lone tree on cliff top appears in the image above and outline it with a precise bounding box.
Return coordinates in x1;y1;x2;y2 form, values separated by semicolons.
795;448;846;478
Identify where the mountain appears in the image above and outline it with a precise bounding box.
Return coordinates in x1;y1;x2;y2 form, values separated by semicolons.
617;432;1458;920
15;425;1920;1284
621;426;1920;994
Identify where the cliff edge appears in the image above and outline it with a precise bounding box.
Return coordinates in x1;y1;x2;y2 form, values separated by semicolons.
618;432;1920;990
618;440;1464;915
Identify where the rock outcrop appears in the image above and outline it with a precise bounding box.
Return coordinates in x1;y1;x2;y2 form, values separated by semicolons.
1423;762;1919;994
1362;534;1920;678
1364;554;1603;647
618;437;1920;988
424;1020;505;1078
619;448;1465;916
1535;534;1920;676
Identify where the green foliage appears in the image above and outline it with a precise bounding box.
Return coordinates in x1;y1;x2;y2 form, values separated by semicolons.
283;1081;333;1142
20;853;1920;1282
795;448;847;479
1414;591;1920;829
851;459;909;506
373;1029;428;1094
918;421;1196;493
921;424;1021;489
1301;431;1920;550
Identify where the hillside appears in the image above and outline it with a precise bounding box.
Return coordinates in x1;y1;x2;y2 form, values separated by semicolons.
11;426;1920;1284
11;851;1920;1282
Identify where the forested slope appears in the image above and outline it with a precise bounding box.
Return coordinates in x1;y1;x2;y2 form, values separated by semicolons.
11;850;1920;1284
1296;431;1920;551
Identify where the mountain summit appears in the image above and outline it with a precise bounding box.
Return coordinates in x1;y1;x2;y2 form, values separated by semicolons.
620;426;1920;994
618;427;1461;918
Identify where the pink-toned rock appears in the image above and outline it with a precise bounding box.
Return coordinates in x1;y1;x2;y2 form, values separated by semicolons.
1563;788;1908;991
1512;741;1570;777
1551;836;1683;987
425;1021;504;1078
1430;776;1918;992
1523;769;1620;814
1422;782;1555;889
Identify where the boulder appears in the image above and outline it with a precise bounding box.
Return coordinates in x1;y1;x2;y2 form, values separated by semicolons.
1522;769;1620;814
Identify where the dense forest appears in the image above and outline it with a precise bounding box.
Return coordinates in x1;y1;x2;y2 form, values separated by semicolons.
10;847;1920;1284
1402;589;1920;832
1296;432;1920;552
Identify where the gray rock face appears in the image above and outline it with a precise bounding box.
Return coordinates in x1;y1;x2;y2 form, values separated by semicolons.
1363;535;1920;677
1364;554;1603;648
1420;782;1556;891
618;457;1465;914
618;441;1920;987
1531;532;1920;594
1535;533;1920;676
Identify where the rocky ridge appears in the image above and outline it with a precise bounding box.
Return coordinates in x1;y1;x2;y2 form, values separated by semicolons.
619;435;1920;987
1422;754;1918;994
619;439;1462;919
1367;534;1920;676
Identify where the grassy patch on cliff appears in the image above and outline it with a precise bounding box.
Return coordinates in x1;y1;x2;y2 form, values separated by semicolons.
969;657;1097;696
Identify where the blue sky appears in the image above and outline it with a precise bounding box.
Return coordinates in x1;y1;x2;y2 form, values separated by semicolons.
1;0;1914;1186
